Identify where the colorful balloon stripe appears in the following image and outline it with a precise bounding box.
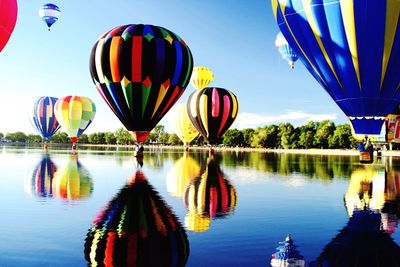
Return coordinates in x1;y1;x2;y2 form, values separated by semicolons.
272;0;400;134
31;96;60;141
90;24;193;142
186;87;239;144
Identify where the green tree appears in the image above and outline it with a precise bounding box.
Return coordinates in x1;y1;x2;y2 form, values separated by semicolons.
6;132;27;142
168;133;182;145
79;134;89;144
251;125;279;148
241;128;255;147
278;122;295;149
105;132;116;144
297;121;317;148
50;132;69;143
328;124;355;149
147;124;165;144
115;128;133;145
315;120;335;148
26;134;42;143
0;133;4;139
223;129;244;147
158;132;170;144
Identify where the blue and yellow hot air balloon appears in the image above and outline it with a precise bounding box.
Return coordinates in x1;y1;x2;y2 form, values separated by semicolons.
31;96;60;142
39;3;60;31
25;154;57;198
275;32;298;69
272;0;400;135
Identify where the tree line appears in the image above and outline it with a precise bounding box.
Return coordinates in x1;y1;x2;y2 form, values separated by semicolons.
1;120;360;149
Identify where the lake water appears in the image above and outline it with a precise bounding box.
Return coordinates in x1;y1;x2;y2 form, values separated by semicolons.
1;146;399;266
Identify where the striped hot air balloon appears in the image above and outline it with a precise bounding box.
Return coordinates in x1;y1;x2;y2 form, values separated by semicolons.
275;32;298;69
190;66;214;90
25;154;57;198
89;24;193;143
53;155;93;200
183;157;237;232
272;0;400;135
38;3;60;31
54;96;96;144
31;96;60;142
84;170;189;267
186;87;239;144
169;103;199;147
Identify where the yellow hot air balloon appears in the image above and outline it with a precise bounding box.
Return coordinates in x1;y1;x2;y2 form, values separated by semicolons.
184;210;211;232
169;103;199;147
166;153;200;197
54;96;96;150
344;167;386;217
53;155;93;200
190;66;214;90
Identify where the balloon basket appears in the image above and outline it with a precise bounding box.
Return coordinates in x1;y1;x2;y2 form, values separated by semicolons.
359;151;373;164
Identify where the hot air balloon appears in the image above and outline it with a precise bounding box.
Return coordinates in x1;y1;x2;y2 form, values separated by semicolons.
166;153;200;197
38;3;60;31
54;96;96;150
186;87;239;145
169;103;199;148
31;96;60;148
25;154;57;198
270;234;305;267
310;210;400;267
53;155;93;200
272;1;400;135
84;170;189;267
183;156;237;232
190;66;214;90
0;0;17;52
275;32;298;69
89;24;193;144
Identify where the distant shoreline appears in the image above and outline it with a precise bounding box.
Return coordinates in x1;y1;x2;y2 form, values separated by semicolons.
4;143;400;157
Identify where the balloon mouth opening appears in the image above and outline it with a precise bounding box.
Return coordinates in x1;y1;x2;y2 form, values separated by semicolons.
130;131;150;143
350;117;385;135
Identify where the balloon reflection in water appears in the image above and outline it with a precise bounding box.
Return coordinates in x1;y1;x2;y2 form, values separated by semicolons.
345;167;400;234
311;210;400;267
184;157;237;232
84;171;189;267
53;155;93;200
25;154;57;197
166;153;200;197
270;234;305;267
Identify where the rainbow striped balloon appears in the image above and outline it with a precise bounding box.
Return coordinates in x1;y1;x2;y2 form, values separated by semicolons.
31;96;60;141
54;96;96;143
89;24;193;143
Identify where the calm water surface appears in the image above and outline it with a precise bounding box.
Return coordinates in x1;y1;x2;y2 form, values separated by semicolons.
1;146;399;266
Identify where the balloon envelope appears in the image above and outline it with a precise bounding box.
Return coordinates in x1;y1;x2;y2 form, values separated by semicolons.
89;24;193;143
0;0;17;52
272;0;400;134
186;87;239;144
169;103;199;145
31;96;60;141
25;154;57;198
54;96;96;143
84;170;189;267
38;3;60;30
190;66;214;90
53;155;93;200
275;32;298;69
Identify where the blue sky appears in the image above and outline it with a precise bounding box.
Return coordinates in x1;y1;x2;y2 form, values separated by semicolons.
0;0;343;134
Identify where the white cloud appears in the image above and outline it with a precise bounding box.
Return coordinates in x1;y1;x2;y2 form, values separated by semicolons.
232;111;338;129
